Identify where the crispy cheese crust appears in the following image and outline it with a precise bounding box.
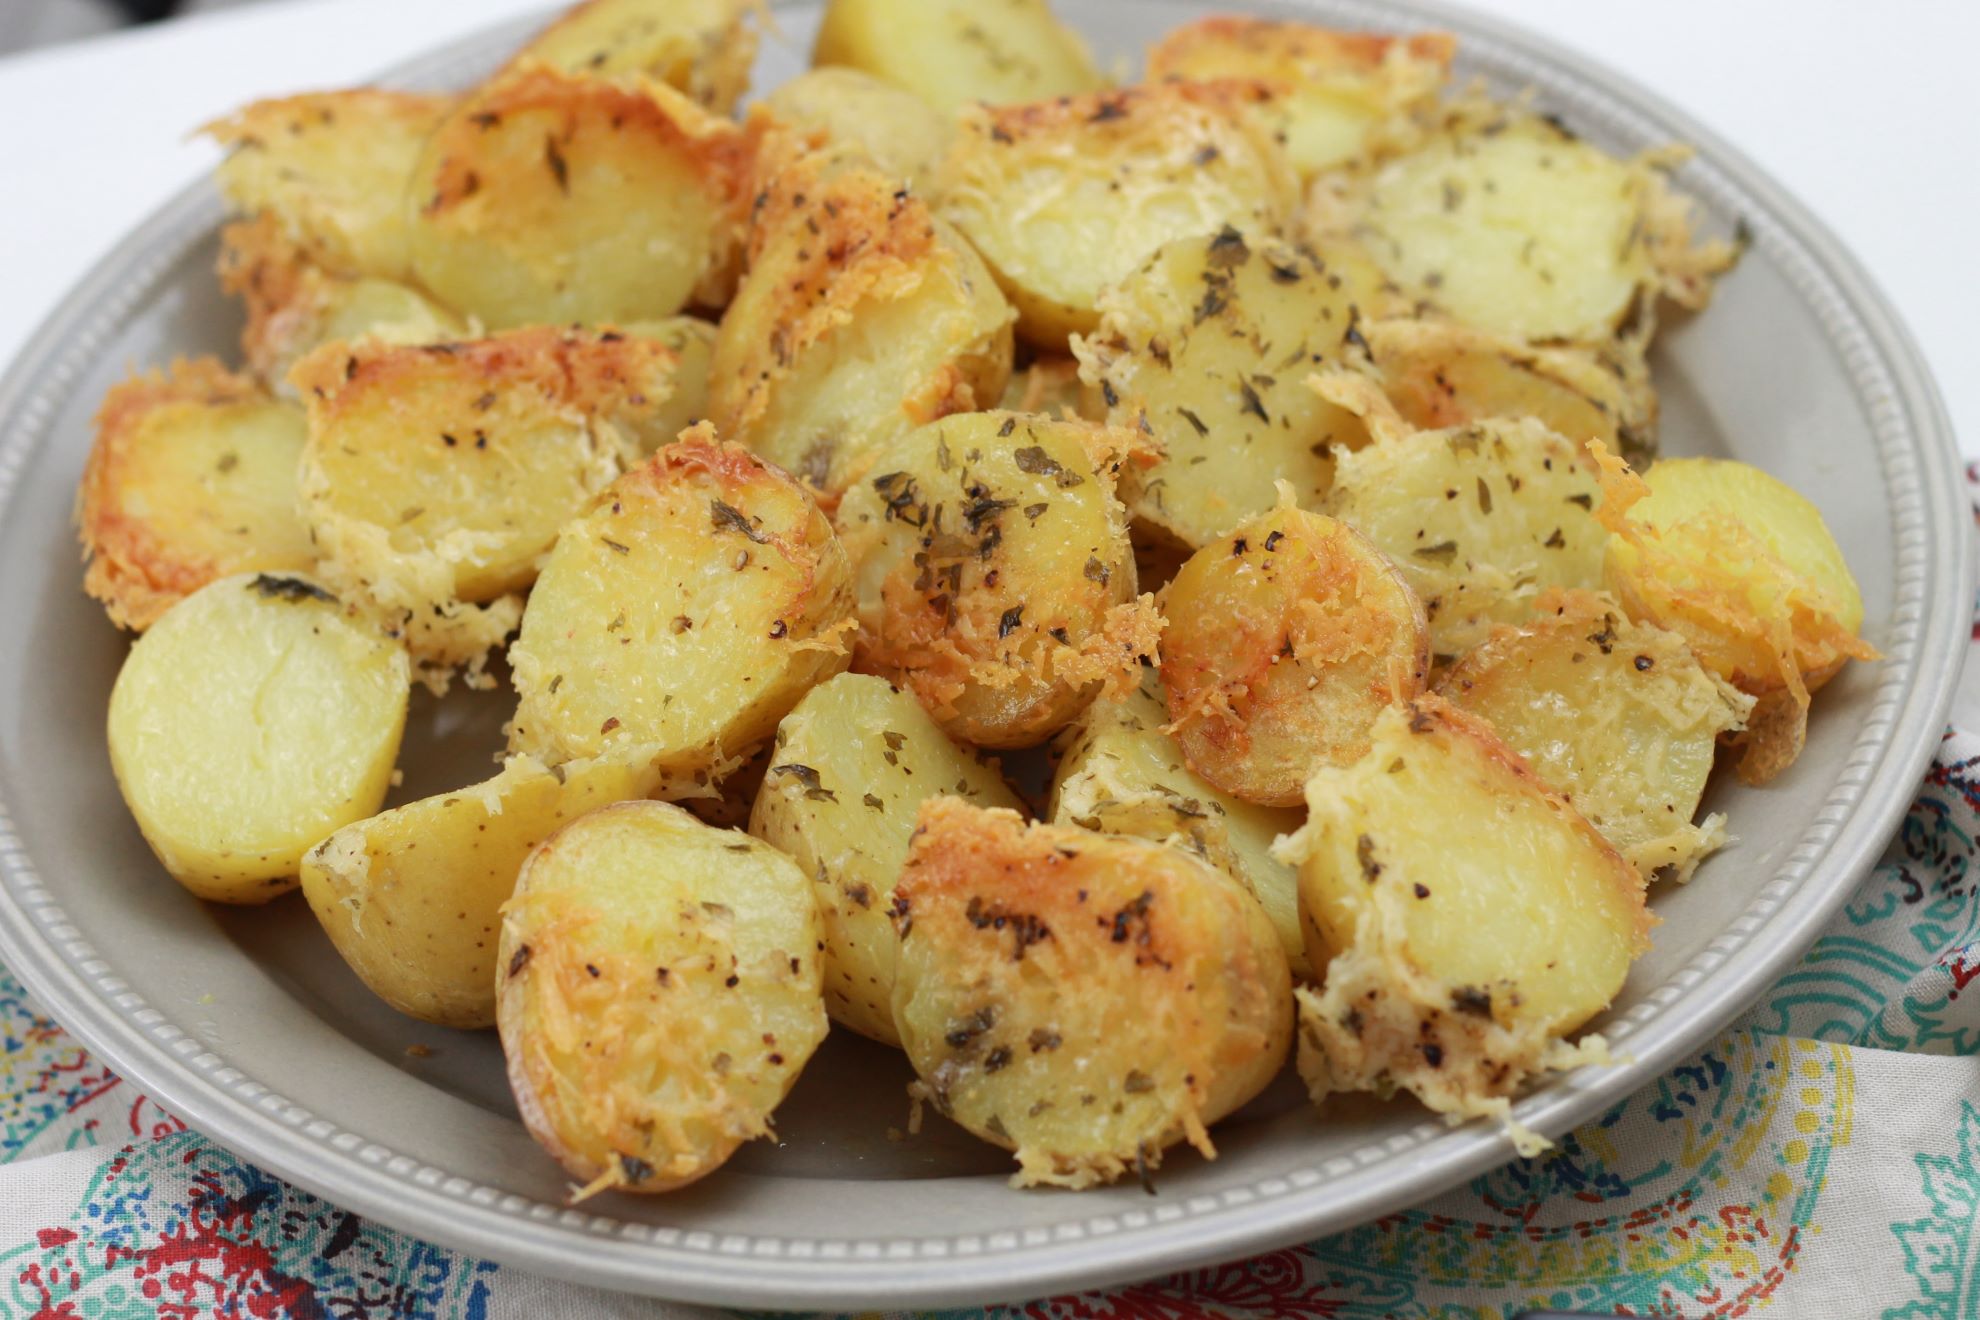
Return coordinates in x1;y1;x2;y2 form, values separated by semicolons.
505;0;760;112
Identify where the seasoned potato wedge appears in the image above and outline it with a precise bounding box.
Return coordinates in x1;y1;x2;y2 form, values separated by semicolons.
205;89;451;282
758;68;955;184
107;572;409;903
835;411;1154;747
498;801;826;1196
813;0;1104;114
508;429;854;777
616;316;718;454
1161;505;1427;807
1597;452;1874;782
303;753;662;1028
505;0;759;112
710;154;1014;504
1075;228;1370;548
1442;590;1752;876
937;83;1298;348
750;674;1022;1044
1324;418;1608;661
79;359;314;631
1049;670;1308;974
893;799;1291;1188
1147;17;1454;177
1282;697;1649;1147
407;67;751;329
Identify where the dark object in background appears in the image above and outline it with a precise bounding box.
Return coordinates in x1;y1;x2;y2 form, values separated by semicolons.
108;0;179;20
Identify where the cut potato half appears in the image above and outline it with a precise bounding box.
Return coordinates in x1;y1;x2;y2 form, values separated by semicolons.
812;0;1104;114
505;0;760;112
757;68;956;185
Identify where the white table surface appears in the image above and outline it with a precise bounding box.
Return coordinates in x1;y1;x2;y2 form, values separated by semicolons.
0;0;1973;459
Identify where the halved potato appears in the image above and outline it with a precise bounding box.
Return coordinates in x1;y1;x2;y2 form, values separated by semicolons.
498;800;826;1196
616;316;718;454
1281;696;1649;1148
812;0;1104;114
1049;670;1308;975
302;752;662;1028
1323;418;1608;661
710;153;1014;505
1146;17;1454;177
504;0;760;112
406;67;751;329
1441;589;1753;876
892;799;1291;1188
750;673;1023;1044
937;82;1298;348
205;89;452;281
79;359;314;631
107;572;409;904
508;428;855;777
1161;505;1427;807
757;68;956;184
834;411;1153;747
1074;228;1370;548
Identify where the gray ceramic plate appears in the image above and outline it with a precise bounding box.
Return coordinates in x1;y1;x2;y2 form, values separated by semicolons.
0;0;1966;1308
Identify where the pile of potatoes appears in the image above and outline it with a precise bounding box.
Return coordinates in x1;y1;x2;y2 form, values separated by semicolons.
84;0;1872;1194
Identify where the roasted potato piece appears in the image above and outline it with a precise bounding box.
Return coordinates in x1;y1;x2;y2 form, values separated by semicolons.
205;90;451;282
1282;697;1649;1148
107;572;409;904
617;316;717;454
813;0;1103;114
709;155;1013;504
1075;228;1370;548
508;429;855;777
1049;670;1308;975
750;674;1022;1044
79;359;314;631
303;753;662;1028
758;68;955;184
998;357;1102;420
835;411;1154;747
1146;17;1453;177
498;800;826;1196
505;0;759;112
937;83;1298;348
893;799;1291;1188
1596;452;1874;782
1160;505;1427;807
407;67;751;329
1324;418;1608;661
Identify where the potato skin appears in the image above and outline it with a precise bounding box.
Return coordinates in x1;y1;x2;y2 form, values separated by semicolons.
757;68;955;184
812;0;1104;115
302;753;662;1028
749;674;1022;1044
892;799;1291;1188
505;0;759;112
498;801;826;1196
1161;505;1428;808
79;359;314;631
508;428;855;778
107;572;409;903
835;411;1155;748
937;83;1298;348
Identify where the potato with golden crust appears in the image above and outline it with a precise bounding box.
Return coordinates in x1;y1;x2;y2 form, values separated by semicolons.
1147;17;1454;178
508;428;855;780
812;0;1103;114
1281;697;1650;1151
505;0;760;112
709;155;1013;505
1323;418;1608;662
892;798;1291;1188
758;68;956;184
750;674;1022;1044
498;801;826;1197
407;67;752;330
1160;504;1427;808
615;316;718;454
108;572;409;904
835;411;1155;748
79;359;314;632
205;89;452;282
937;83;1298;348
1074;227;1370;549
1441;589;1752;877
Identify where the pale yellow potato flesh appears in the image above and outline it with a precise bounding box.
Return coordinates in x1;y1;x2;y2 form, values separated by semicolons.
617;316;718;455
505;0;759;112
812;0;1104;114
758;68;957;185
749;673;1022;1045
498;801;826;1195
107;572;410;904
